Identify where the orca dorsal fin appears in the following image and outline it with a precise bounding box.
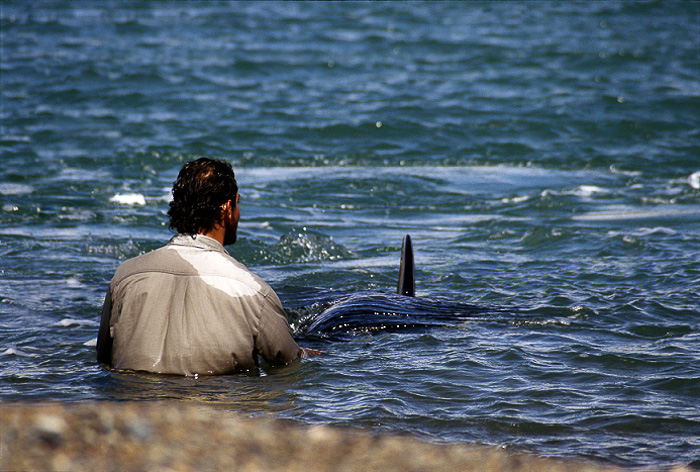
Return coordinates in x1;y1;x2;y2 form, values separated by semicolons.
397;234;415;296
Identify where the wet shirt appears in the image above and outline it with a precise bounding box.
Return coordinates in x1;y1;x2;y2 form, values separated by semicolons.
97;234;302;375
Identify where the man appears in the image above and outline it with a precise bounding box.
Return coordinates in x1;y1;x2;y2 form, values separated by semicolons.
97;157;305;375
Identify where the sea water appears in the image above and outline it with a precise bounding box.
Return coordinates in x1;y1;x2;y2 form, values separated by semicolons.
1;1;699;468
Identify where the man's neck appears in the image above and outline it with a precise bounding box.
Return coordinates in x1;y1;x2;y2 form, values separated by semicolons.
201;224;225;246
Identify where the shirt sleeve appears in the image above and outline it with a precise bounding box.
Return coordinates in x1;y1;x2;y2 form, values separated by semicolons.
254;290;303;367
96;288;114;365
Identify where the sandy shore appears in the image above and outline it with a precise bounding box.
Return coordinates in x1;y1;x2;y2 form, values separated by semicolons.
0;402;689;472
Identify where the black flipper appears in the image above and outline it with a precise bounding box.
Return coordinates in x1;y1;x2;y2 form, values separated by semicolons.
397;234;415;296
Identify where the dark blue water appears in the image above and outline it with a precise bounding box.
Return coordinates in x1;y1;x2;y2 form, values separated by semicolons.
2;1;699;468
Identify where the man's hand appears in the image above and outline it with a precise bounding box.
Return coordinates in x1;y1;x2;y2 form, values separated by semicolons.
302;348;323;357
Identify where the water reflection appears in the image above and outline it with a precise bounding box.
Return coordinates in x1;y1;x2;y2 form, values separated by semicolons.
97;362;310;413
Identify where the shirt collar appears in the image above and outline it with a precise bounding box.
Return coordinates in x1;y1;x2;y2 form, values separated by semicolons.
168;233;228;254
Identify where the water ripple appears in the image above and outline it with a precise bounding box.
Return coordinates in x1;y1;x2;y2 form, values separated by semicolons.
1;1;699;468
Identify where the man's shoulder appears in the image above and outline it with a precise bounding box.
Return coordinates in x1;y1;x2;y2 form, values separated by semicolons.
112;243;176;280
113;234;221;276
112;237;272;296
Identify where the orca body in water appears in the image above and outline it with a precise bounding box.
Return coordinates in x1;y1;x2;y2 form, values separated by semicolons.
299;235;493;336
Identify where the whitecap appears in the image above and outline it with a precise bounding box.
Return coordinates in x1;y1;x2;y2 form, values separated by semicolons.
574;185;608;198
58;208;96;221
689;172;700;189
57;167;111;182
65;278;85;288
1;135;30;143
573;206;700;221
84;338;97;347
56;318;94;327
501;195;530;204
153;188;173;203
1;347;39;358
636;227;676;236
0;183;34;195
110;193;146;205
609;166;642;177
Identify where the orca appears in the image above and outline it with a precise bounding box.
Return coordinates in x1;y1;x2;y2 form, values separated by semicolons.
299;234;494;336
397;234;415;297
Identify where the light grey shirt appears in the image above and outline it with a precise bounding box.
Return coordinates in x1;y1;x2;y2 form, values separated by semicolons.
97;234;302;375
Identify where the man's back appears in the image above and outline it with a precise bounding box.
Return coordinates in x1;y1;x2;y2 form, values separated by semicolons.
97;234;301;375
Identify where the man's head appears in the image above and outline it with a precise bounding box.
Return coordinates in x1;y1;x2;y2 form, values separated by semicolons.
168;157;239;244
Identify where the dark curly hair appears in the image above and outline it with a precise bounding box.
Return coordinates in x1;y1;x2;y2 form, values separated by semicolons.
168;157;238;234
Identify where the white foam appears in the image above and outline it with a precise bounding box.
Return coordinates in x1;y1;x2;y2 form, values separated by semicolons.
542;185;609;199
573;206;700;221
607;227;677;238
66;278;85;288
609;166;642;177
0;183;34;195
636;227;676;236
56;318;94;327
575;185;608;198
110;193;146;205
1;135;30;143
689;172;700;189
153;187;173;202
57;319;77;327
501;195;530;204
1;347;39;358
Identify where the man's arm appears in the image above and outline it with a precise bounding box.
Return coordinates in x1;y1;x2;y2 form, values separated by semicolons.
255;293;304;367
96;289;113;365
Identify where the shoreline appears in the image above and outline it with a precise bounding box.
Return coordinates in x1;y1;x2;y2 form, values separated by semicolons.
2;401;686;472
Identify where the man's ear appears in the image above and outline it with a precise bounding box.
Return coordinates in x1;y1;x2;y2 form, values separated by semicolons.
221;201;231;219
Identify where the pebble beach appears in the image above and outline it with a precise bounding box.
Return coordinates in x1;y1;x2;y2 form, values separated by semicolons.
2;402;690;472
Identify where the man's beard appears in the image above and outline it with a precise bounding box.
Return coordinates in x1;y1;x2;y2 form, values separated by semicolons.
223;218;238;246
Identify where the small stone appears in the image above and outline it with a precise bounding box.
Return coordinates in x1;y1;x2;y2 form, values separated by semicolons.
34;414;68;447
124;417;152;440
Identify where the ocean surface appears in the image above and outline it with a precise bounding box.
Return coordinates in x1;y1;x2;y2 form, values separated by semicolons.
2;1;699;468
